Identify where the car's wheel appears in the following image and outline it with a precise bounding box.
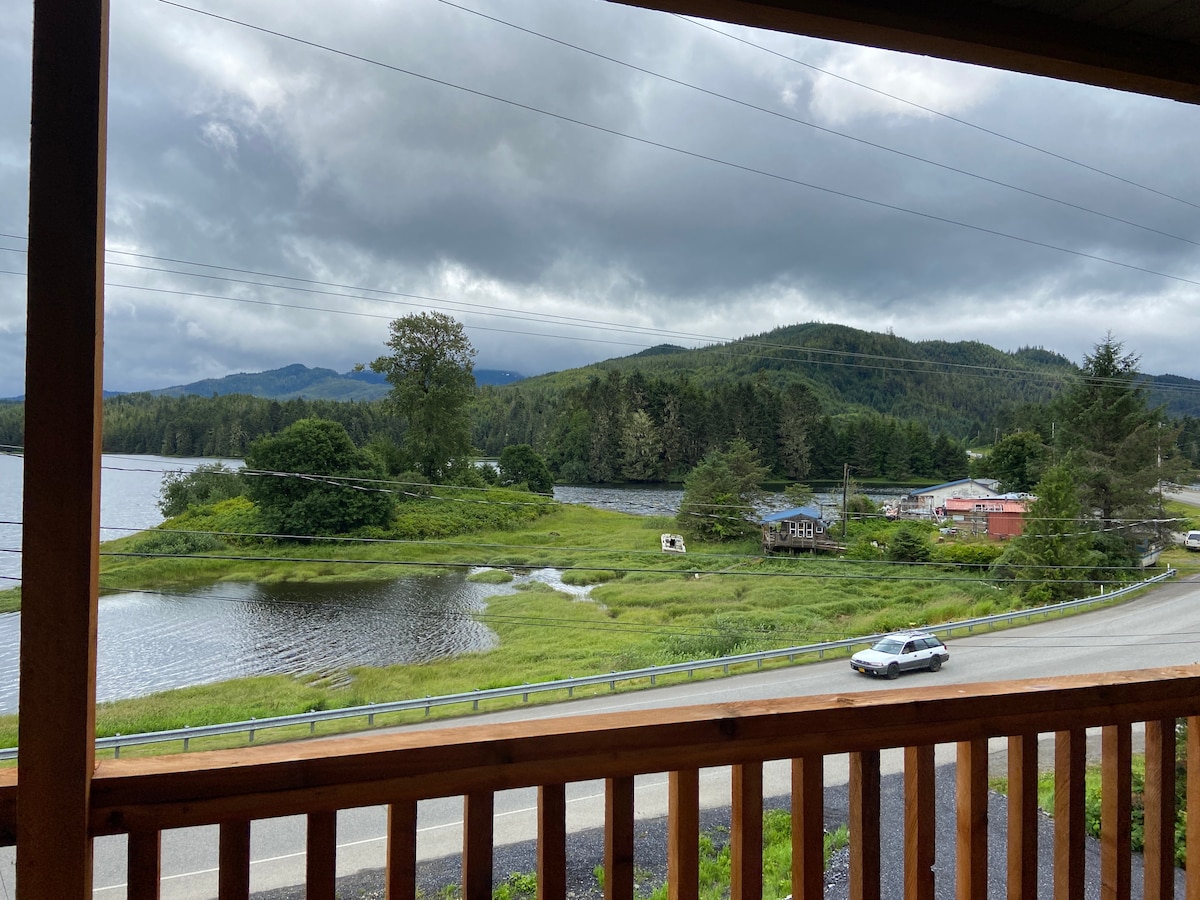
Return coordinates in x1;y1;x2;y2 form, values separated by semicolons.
886;662;900;680
929;656;942;673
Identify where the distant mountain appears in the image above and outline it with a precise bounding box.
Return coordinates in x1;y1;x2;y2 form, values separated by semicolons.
146;364;524;401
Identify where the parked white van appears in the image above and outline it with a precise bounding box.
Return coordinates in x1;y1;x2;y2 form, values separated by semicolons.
1186;531;1200;551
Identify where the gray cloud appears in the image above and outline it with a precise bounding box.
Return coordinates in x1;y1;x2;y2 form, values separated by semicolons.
3;0;1200;399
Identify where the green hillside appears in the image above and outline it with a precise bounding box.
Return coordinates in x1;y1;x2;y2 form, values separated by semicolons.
483;323;1080;439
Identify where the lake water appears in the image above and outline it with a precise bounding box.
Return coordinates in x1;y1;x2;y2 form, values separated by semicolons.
0;453;906;714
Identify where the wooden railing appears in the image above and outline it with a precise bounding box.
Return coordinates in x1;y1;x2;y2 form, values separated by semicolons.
4;667;1200;898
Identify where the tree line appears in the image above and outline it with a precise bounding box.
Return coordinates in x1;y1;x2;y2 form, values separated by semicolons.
474;369;969;483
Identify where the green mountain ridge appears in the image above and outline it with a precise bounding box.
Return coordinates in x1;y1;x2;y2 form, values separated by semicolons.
146;363;525;401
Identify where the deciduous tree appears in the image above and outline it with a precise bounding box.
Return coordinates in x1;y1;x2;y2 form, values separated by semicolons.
498;444;554;493
371;312;476;482
244;418;393;536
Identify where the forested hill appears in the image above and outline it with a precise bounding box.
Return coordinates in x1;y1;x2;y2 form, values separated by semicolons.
483;323;1083;439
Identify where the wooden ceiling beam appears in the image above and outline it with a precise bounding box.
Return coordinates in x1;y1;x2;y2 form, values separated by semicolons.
608;0;1200;104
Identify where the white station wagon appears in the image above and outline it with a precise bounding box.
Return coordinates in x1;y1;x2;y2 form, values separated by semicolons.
850;631;949;679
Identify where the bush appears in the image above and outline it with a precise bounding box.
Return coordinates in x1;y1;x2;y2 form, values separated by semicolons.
932;541;1005;569
887;525;932;563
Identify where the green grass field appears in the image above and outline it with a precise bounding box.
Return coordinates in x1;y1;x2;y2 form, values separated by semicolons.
0;491;1176;755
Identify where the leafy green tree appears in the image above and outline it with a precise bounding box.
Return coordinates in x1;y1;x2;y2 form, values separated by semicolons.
986;430;1048;492
676;439;768;540
991;462;1095;601
1054;335;1187;531
157;462;245;517
498;444;554;493
244;418;393;536
371;312;476;482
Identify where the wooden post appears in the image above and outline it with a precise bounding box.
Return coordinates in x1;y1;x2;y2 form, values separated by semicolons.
792;755;824;900
956;738;987;900
18;0;109;898
1053;729;1086;900
730;762;763;900
904;745;935;900
1007;734;1039;900
668;769;699;900
605;777;635;900
1100;724;1131;900
538;784;567;900
849;750;881;900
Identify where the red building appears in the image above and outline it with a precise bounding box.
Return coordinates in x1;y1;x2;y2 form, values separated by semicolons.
943;497;1028;539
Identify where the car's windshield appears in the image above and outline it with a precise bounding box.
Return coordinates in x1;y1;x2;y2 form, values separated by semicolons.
871;639;903;654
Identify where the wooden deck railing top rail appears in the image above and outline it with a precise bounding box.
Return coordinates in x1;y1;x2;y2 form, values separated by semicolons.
2;667;1200;837
5;667;1200;899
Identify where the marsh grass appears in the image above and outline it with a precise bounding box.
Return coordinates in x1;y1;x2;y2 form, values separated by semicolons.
0;494;1164;755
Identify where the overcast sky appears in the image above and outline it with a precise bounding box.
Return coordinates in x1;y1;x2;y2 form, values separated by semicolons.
2;0;1199;399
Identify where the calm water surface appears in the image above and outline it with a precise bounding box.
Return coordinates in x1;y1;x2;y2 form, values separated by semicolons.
0;454;906;714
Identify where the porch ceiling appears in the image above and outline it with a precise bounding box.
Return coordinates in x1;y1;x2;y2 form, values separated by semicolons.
610;0;1200;104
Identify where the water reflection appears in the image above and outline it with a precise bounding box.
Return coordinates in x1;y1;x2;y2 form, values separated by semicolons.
0;569;576;714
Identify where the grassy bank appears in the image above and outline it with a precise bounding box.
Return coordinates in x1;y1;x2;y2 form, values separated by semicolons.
0;493;1163;755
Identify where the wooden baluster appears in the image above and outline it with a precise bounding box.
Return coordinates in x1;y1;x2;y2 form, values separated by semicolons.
127;829;161;900
956;738;987;900
386;800;418;900
1053;729;1085;900
731;762;763;900
1143;718;1176;900
904;745;934;900
669;769;699;900
218;819;251;900
463;792;494;900
306;810;337;900
1100;724;1131;900
1007;734;1038;900
792;755;824;900
1188;716;1200;900
850;749;881;900
605;776;635;900
538;784;567;900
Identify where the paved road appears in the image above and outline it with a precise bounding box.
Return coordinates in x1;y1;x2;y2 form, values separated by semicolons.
5;573;1200;897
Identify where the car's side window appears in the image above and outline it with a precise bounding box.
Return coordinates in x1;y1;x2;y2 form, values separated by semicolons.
902;642;914;654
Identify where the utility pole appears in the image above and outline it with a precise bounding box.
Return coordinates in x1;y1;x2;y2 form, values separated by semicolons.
842;462;849;538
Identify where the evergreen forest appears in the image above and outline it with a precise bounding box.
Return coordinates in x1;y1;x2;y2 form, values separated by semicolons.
3;322;1200;484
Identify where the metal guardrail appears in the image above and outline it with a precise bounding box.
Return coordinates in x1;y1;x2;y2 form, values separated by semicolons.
0;569;1176;761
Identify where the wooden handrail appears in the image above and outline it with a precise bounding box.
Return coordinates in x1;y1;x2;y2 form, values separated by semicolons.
4;667;1200;898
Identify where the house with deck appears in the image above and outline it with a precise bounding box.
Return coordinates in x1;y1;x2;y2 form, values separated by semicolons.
760;506;842;554
10;2;1200;899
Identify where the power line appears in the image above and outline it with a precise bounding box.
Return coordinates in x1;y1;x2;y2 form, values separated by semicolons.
677;15;1200;212
437;0;1200;250
6;234;1200;396
150;1;1200;293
